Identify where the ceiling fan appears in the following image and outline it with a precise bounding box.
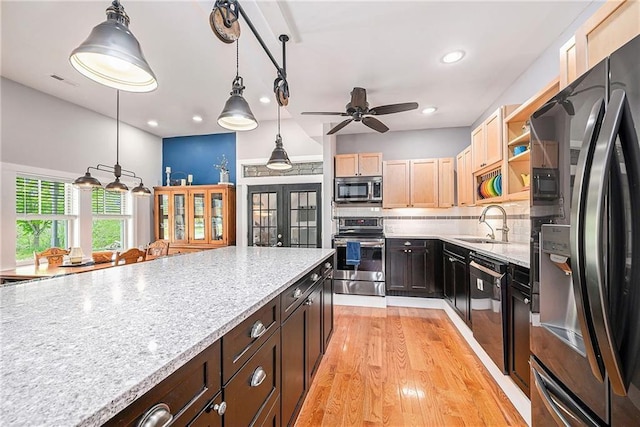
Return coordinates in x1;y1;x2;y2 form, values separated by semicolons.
301;87;419;135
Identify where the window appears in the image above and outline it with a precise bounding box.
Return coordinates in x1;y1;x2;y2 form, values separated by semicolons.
15;176;75;262
92;187;130;251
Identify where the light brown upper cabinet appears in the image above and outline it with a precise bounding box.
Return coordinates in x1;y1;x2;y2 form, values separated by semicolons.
570;0;639;83
382;158;454;208
334;152;383;177
471;107;505;173
559;36;577;89
456;146;474;206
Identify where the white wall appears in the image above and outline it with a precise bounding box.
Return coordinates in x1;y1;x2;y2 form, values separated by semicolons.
0;78;162;269
471;1;604;129
336;127;471;160
235;117;324;247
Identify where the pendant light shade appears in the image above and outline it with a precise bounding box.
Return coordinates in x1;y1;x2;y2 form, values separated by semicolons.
131;181;152;196
105;176;129;192
70;1;157;92
266;134;292;170
217;78;257;131
74;171;102;188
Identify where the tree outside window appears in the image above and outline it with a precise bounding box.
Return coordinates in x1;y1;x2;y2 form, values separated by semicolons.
92;187;129;251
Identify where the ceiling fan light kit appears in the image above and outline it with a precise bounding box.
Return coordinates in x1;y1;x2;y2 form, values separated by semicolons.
69;0;157;92
74;90;151;196
302;87;419;135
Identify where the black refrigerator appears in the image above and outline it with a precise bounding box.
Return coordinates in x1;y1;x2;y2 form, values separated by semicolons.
529;34;640;426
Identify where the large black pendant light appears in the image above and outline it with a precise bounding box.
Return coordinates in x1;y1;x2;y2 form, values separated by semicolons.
267;106;292;170
70;0;157;92
217;39;258;131
74;91;151;196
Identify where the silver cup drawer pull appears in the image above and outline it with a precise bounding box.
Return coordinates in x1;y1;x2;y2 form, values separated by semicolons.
293;288;302;298
250;321;266;339
250;366;267;387
137;403;173;427
311;273;320;282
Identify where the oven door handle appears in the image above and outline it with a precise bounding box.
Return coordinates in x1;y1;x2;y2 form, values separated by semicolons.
334;241;384;248
469;261;504;280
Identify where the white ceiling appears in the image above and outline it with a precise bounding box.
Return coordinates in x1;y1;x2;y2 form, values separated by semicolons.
1;0;594;140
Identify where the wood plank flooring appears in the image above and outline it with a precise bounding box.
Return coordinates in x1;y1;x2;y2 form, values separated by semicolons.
295;306;525;427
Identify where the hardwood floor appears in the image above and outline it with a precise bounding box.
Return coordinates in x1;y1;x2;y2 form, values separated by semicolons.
295;306;525;426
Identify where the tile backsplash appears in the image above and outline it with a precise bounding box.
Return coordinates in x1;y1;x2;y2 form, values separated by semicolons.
333;201;530;243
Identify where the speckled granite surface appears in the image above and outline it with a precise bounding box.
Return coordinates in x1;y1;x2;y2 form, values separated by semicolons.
384;234;530;268
0;247;334;426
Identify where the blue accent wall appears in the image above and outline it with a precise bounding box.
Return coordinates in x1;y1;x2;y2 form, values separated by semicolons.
162;133;236;185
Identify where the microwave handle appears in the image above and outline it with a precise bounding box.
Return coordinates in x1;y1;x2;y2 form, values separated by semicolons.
368;181;373;200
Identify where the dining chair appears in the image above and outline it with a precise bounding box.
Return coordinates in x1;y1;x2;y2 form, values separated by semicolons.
34;247;70;267
115;248;147;265
146;240;170;259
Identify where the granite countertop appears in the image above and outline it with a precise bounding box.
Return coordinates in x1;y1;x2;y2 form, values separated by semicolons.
384;233;530;268
0;247;334;427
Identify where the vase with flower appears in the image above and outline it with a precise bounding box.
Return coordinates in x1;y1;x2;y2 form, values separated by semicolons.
214;155;229;184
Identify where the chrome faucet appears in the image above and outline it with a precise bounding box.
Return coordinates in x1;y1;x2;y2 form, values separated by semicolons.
479;204;510;242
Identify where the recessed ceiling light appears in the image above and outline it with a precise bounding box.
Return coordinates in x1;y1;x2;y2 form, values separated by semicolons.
442;50;465;64
259;96;271;104
192;115;203;122
422;107;437;115
147;120;158;127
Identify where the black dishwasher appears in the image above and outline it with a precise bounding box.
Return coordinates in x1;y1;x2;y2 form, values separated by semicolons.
507;263;530;397
469;252;508;374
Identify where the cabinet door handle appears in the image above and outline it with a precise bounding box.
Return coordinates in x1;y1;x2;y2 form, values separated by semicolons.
209;401;227;416
250;321;266;339
305;297;314;306
407;249;412;253
251;366;267;387
137;403;173;427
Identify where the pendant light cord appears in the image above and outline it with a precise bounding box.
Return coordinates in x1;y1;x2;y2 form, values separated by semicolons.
277;104;280;135
235;39;239;79
116;90;120;166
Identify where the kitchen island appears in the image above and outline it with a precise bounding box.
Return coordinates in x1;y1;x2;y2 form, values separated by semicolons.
0;246;334;426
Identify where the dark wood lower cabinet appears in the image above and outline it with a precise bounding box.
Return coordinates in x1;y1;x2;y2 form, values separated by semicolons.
281;281;324;426
386;239;440;297
188;392;224;427
322;276;333;351
442;243;470;326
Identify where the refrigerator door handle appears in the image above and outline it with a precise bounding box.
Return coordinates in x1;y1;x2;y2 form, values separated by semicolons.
584;89;640;397
569;97;606;382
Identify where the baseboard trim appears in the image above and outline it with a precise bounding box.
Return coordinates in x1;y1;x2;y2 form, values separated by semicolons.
333;293;531;426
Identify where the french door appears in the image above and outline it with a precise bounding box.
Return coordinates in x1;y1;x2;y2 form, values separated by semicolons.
248;183;322;248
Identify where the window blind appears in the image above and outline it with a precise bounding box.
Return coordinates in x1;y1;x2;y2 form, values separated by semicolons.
92;187;129;215
15;176;73;215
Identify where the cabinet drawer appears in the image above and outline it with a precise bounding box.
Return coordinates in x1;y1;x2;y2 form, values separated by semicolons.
443;242;468;259
387;239;428;249
187;391;223;427
105;340;221;426
281;265;323;321
222;296;280;384
224;329;280;427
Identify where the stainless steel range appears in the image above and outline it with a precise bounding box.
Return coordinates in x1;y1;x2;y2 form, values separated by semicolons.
332;217;385;297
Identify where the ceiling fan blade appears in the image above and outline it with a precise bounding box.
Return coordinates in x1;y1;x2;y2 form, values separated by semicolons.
327;119;353;135
369;102;419;115
351;87;367;109
362;116;389;133
301;111;349;116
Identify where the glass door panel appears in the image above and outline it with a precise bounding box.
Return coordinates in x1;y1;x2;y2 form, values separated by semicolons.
210;191;224;242
173;193;187;242
191;193;206;241
157;193;169;240
289;190;318;248
251;192;278;247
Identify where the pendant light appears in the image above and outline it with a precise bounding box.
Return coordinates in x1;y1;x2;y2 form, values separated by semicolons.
69;0;157;92
217;39;258;131
74;91;151;196
267;105;292;170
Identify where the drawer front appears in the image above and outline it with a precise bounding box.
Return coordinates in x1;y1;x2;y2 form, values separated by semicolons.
387;238;428;249
443;242;468;259
105;340;221;426
281;265;323;321
222;296;280;384
224;329;281;427
254;395;280;427
187;391;223;427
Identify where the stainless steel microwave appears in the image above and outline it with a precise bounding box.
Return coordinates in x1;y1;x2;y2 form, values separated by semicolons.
334;176;382;203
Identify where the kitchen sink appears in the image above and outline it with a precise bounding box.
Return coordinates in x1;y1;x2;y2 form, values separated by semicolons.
456;237;509;244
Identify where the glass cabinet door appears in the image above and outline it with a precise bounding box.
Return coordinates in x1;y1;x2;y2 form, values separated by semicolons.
190;191;207;242
156;193;170;240
172;192;187;243
209;191;225;243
